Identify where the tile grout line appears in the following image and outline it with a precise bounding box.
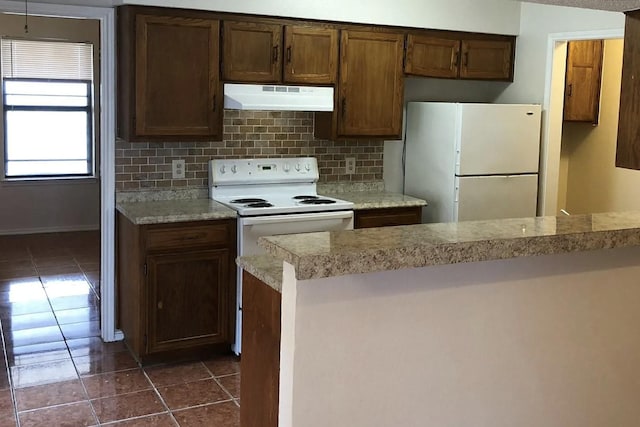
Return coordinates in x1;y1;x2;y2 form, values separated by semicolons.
140;367;181;427
202;360;239;404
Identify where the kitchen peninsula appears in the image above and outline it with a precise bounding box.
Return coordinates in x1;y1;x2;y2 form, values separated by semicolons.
238;212;640;427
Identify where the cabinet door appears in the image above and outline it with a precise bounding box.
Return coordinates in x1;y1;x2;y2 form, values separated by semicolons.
460;39;513;80
405;35;460;78
223;21;282;82
617;11;640;170
563;40;603;124
146;249;230;354
338;30;404;137
135;14;221;139
283;26;338;84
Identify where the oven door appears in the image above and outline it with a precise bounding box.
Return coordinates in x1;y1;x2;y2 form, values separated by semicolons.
233;210;354;354
239;210;354;256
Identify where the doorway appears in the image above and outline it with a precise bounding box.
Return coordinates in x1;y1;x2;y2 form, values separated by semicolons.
0;1;118;343
539;29;629;216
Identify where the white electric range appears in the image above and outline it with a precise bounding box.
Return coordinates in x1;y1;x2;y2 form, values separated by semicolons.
209;157;354;354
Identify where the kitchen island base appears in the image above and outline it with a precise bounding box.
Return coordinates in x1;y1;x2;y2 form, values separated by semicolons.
242;246;640;427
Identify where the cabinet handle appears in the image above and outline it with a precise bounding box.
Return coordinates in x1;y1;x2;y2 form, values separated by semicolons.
273;46;279;63
158;301;163;310
453;51;459;67
212;94;216;111
463;51;469;67
567;83;573;97
341;97;346;118
286;46;292;63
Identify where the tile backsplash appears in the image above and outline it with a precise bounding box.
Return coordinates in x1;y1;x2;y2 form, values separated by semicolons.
115;110;384;192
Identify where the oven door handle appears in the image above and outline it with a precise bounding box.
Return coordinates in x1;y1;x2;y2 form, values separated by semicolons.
242;211;354;226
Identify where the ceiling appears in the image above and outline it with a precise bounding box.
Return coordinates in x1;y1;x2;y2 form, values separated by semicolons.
521;0;640;11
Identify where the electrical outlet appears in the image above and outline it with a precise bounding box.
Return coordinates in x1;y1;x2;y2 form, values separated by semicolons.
344;157;356;175
345;157;356;175
172;159;185;179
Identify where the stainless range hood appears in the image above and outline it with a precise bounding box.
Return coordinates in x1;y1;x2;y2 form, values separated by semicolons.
223;83;334;112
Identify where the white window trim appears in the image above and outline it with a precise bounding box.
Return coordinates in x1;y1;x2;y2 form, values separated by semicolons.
0;0;121;342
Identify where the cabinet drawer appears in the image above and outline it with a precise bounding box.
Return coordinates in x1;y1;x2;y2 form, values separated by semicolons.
145;222;232;250
355;207;422;229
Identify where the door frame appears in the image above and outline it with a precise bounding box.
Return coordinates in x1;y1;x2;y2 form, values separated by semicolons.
0;0;122;342
538;28;623;216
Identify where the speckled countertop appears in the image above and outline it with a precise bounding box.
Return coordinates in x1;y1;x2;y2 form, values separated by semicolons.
321;191;427;210
238;255;285;292
116;190;426;225
116;199;236;225
250;211;640;283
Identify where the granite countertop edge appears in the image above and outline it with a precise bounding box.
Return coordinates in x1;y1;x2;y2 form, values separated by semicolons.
116;190;426;225
236;255;284;292
253;212;640;282
322;191;427;210
116;199;237;225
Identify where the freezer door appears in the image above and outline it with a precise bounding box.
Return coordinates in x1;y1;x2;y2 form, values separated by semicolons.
457;104;541;175
454;174;538;221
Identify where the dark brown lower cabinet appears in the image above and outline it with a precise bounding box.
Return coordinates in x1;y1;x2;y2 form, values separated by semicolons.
117;214;236;364
240;271;281;427
354;206;422;229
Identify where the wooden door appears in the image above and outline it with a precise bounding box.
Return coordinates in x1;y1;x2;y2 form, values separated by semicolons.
617;11;640;170
223;21;282;82
405;34;460;78
563;40;603;124
283;26;338;84
135;15;221;138
146;249;230;354
338;30;404;137
460;39;513;80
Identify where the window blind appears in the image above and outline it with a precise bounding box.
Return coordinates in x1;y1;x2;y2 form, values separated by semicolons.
1;38;93;80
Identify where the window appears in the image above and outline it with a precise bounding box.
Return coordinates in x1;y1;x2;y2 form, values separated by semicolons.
1;39;95;179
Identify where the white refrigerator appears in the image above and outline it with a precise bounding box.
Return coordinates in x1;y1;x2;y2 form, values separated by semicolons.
404;102;542;223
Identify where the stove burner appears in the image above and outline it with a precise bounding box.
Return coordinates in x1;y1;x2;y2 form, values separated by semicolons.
230;198;267;204
298;199;337;205
247;202;274;208
293;195;319;200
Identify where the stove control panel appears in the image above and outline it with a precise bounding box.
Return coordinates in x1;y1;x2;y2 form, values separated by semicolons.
209;157;319;185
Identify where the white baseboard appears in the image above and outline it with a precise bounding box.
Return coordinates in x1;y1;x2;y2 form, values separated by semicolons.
0;224;100;236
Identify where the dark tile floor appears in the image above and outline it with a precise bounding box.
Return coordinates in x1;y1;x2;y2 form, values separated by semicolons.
0;231;240;426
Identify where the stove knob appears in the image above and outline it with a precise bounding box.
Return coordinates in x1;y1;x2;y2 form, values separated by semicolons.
295;164;301;172
219;165;226;174
305;163;311;171
283;163;291;172
231;165;237;174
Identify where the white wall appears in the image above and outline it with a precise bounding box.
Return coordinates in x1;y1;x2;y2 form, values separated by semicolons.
497;3;624;105
123;0;521;34
280;246;640;426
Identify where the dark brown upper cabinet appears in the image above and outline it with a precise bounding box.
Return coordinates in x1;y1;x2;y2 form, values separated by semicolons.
405;33;515;81
283;26;338;84
563;40;603;124
315;29;404;139
459;39;514;80
222;21;338;85
117;6;223;141
222;21;282;83
617;10;640;170
405;35;460;78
